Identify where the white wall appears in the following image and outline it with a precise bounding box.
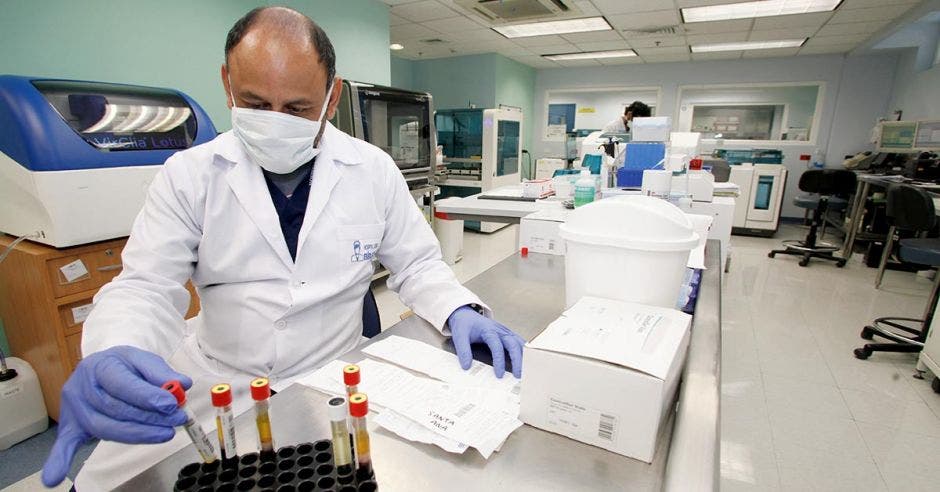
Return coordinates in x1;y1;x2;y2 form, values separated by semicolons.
534;54;899;217
889;49;940;121
546;88;658;132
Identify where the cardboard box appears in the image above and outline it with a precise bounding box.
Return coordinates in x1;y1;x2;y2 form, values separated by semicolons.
522;178;554;199
519;296;692;462
518;209;569;255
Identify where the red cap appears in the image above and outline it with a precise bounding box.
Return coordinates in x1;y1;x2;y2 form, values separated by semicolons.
349;393;368;417
521;247;529;257
211;383;232;407
250;377;270;401
343;364;360;386
162;380;185;406
800;154;811;161
689;158;703;170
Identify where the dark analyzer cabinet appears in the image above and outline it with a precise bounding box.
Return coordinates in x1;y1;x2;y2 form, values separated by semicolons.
174;440;377;492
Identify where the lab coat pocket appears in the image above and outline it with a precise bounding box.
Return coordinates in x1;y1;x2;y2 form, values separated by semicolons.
337;222;385;265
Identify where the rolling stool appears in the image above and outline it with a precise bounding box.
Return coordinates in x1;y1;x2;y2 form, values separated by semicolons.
768;169;856;267
855;184;940;359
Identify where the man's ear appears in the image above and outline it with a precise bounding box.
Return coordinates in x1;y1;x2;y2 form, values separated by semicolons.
326;76;343;120
221;64;233;109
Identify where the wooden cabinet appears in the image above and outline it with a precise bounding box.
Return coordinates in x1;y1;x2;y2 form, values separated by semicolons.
0;235;200;419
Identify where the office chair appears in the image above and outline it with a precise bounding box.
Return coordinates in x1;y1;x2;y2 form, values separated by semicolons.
362;289;381;338
768;169;856;267
855;184;940;359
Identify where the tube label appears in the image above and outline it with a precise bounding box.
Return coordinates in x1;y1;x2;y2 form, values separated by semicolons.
217;413;237;459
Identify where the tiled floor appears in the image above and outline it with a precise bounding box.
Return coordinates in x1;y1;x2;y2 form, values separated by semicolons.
722;223;940;491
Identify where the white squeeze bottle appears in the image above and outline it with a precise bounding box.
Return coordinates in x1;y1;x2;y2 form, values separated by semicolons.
574;169;596;208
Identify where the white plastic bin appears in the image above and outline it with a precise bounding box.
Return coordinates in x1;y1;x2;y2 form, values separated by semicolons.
433;213;464;265
559;196;699;308
0;357;49;450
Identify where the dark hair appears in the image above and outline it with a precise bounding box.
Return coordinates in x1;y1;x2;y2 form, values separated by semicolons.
625;101;652;118
224;7;336;89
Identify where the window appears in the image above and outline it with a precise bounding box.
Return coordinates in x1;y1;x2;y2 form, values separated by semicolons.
544;87;660;141
677;83;823;143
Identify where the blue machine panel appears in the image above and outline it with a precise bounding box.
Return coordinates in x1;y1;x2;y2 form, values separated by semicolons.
0;75;216;171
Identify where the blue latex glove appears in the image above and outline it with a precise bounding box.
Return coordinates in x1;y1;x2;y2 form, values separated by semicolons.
448;305;525;379
41;345;192;487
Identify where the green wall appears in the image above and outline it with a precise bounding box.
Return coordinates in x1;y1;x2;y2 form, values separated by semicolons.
392;54;536;152
0;0;391;131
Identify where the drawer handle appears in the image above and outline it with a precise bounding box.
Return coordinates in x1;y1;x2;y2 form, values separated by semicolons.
96;265;123;272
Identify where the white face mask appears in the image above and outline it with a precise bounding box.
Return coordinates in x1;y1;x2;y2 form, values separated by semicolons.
229;77;334;174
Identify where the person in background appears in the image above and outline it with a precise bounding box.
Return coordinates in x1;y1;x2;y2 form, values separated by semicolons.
602;100;652;134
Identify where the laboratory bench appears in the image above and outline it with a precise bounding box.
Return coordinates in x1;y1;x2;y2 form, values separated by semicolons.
117;241;721;491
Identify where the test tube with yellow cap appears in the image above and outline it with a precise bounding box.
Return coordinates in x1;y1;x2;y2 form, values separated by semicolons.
343;364;360;396
348;392;372;476
161;380;216;463
250;377;275;459
210;383;237;461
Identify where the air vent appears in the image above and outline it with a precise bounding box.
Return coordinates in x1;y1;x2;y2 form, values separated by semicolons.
455;0;581;24
420;38;448;44
622;25;685;37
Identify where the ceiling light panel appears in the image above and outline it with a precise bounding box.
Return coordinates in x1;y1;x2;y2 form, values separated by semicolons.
494;17;612;39
543;49;638;61
682;0;842;23
691;39;807;52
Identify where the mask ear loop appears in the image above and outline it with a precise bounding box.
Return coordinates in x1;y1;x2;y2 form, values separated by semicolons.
313;78;336;148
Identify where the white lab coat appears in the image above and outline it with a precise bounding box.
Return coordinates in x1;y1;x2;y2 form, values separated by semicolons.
73;123;486;490
601;118;627;134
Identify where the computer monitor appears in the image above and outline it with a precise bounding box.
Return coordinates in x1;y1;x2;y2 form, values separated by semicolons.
914;120;940;151
878;121;917;153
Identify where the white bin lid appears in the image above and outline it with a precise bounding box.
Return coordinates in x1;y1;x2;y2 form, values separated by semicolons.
559;196;699;251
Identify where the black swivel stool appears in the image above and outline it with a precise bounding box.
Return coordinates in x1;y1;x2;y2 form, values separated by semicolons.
855;184;940;359
769;169;857;267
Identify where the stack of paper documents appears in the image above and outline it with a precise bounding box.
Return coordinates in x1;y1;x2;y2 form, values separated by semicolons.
297;336;522;459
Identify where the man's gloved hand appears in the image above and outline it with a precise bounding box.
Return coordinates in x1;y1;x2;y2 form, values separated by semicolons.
41;345;192;487
448;305;525;379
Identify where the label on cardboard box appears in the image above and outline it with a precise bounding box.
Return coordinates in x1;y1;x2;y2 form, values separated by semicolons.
547;397;618;443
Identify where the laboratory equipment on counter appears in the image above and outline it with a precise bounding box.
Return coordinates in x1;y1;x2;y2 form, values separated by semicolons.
565;129;598;165
348;393;373;478
250;377;275;458
0;75;217;248
162;380;216;463
729;163;788;236
0;356;48;450
534;157;565;180
332;80;435;191
343;364;360;397
211;383;237;462
631;117;671;142
559;196;699;309
436;107;523;233
328;396;354;473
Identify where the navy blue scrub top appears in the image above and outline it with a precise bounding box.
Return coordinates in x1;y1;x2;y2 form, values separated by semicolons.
263;165;313;261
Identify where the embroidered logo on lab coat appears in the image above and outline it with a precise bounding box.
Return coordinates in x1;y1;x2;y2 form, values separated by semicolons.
351;240;379;263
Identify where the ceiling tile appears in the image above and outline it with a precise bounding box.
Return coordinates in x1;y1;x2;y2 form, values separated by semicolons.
676;0;743;6
390;23;442;41
799;44;857;55
691;51;743;60
839;0;919;9
804;34;869;46
635;46;691;56
628;35;689;48
532;43;581;55
829;5;917;24
572;0;601;16
560;30;624;44
381;0;421;5
741;47;802;58
597;56;644;65
815;20;890;37
574;40;631;51
497;44;536;57
686;32;749;45
607;10;681;31
508;55;559;69
512;35;573;47
446;29;503;42
554;59;604;68
642;53;692;63
391;0;457;23
591;0;679;16
422;16;487;33
752;12;833;30
682;19;753;35
748;28;818;41
389;14;410;27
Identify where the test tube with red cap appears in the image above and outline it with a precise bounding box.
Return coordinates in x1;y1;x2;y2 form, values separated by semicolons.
250;377;275;458
343;364;360;397
162;380;216;463
211;383;237;461
348;392;372;476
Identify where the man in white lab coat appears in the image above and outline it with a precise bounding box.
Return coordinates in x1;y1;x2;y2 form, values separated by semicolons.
601;100;652;134
42;7;524;490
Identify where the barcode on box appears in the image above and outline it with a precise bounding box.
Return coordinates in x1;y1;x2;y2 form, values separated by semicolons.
598;413;616;441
